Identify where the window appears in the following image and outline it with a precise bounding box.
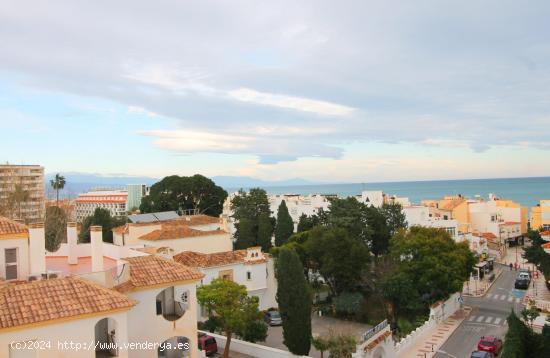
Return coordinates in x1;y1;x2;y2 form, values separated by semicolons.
247;271;252;280
5;248;18;280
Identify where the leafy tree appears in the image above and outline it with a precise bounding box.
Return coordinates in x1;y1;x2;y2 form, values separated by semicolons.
197;279;263;358
321;197;371;245
380;202;407;236
541;323;550;357
326;332;357;358
44;206;67;252
521;301;540;329
276;248;312;355
365;206;390;256
305;226;370;295
297;213;319;232
257;213;273;251
237;319;268;343
275;200;294;246
234;218;256;249
140;174;227;216
8;182;30;220
311;336;330;358
334;291;363;317
230;188;271;222
49;173;66;205
79;208;125;243
501;311;528;358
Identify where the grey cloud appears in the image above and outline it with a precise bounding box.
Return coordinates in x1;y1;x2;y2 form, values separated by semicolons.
1;0;550;162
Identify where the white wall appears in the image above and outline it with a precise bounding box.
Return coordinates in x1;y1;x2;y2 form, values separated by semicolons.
0;311;129;358
199;331;310;358
136;234;232;255
126;282;199;358
0;238;29;280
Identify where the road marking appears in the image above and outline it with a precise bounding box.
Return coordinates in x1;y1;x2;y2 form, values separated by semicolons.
500;295;506;300
508;296;514;302
468;315;476;322
486;293;493;299
485;316;493;323
494;318;502;325
476;316;485;322
516;298;520;303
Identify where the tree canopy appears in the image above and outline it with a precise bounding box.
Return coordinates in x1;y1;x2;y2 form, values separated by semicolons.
257;213;274;251
44;206;67;252
197;278;263;358
140;174;227;216
231;188;273;250
380;202;408;236
79;208;126;243
230;188;271;222
275;200;294;246
276;248;312;355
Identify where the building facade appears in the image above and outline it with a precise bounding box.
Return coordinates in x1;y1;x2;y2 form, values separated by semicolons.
75;190;128;222
126;184;149;212
531;200;550;231
0;164;45;222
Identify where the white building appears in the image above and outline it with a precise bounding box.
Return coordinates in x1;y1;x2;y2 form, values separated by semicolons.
468;200;523;248
402;205;459;240
75;190;128;222
0;164;45;222
359;190;411;208
113;214;233;254
174;247;278;319
0;217;205;358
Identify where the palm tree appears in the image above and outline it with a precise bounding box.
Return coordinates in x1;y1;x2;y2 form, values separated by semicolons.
50;173;66;205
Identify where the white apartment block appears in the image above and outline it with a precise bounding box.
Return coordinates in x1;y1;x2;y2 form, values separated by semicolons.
359;190;411;208
0;164;45;222
402;205;459;240
468;200;523;244
75;190;128;222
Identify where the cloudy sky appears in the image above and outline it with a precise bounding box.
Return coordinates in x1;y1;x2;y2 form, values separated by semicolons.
1;0;549;183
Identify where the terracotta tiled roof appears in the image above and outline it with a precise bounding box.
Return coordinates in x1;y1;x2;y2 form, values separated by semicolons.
0;216;28;239
174;250;259;268
0;277;136;330
138;225;226;241
128;214;220;228
473;232;498;241
540;231;550;237
542;242;550;249
502;221;520;225
114;256;203;293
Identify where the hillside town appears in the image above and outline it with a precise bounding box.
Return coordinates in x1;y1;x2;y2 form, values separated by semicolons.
1;164;550;358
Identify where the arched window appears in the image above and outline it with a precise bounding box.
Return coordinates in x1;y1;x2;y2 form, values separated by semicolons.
95;317;118;357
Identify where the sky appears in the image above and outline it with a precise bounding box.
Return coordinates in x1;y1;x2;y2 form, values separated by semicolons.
1;0;550;183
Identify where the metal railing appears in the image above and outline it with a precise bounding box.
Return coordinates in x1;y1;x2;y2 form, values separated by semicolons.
361;319;388;343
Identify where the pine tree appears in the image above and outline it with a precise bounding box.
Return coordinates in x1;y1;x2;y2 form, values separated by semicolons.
257;213;273;251
276;248;312;355
275;200;294;246
235;218;256;249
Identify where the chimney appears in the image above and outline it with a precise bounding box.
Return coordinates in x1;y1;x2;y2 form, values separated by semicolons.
90;226;104;272
29;222;46;275
67;222;78;265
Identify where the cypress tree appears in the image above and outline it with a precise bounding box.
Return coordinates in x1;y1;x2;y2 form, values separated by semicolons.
45;206;67;252
257;213;273;251
500;311;527;358
275;200;294;246
276;248;311;355
235;218;256;249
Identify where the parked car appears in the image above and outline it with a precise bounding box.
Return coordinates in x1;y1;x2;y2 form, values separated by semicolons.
264;310;283;326
515;274;531;289
519;269;531;279
477;336;503;355
197;332;218;356
471;351;495;358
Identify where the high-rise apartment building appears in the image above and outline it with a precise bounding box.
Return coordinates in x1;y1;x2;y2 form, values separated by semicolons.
75;190;128;222
0;164;45;222
126;184;148;211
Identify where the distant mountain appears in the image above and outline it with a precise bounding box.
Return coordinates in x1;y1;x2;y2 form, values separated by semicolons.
211;176;316;189
44;172;315;197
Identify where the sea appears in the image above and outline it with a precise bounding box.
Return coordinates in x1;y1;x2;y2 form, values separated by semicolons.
227;177;550;208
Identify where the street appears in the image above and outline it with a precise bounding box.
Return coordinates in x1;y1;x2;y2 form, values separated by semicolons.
435;264;526;358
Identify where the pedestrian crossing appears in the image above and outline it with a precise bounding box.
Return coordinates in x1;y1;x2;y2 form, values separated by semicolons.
485;293;521;303
467;314;507;326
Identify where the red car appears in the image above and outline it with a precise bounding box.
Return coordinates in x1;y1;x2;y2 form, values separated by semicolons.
477;336;503;355
198;332;218;356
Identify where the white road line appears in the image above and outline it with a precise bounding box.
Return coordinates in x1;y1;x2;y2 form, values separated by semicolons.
508;296;514;302
494;318;502;325
486;294;493;299
476;316;485;323
500;295;506;300
485;316;493;323
468;315;476;322
515;298;520;303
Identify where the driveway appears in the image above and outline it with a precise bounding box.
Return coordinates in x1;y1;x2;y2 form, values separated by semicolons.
259;313;371;357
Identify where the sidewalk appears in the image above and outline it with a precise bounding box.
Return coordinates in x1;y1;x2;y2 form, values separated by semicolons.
397;308;471;358
462;268;502;297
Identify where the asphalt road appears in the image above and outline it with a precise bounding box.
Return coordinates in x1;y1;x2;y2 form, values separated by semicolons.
435;264;526;358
